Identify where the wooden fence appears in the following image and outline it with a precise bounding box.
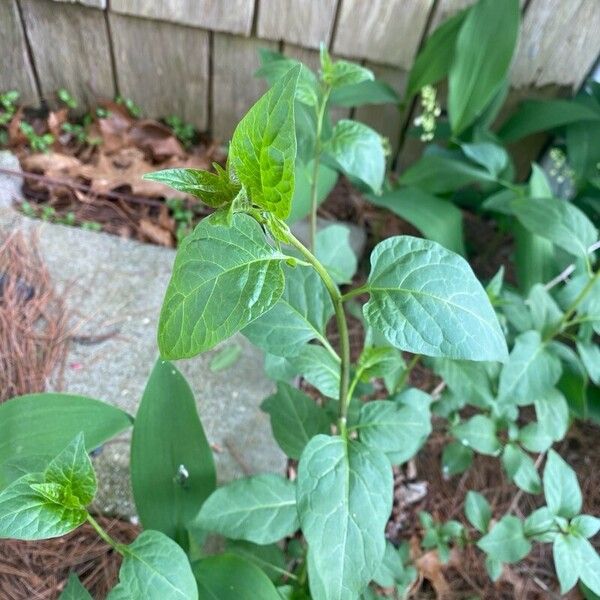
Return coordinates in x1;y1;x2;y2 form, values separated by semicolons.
1;0;599;161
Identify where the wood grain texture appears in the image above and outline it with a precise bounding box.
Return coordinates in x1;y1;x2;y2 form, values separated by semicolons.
355;63;407;157
0;0;39;104
20;0;114;107
51;0;106;9
257;0;337;49
109;14;209;128
110;0;254;35
332;0;434;69
212;34;277;140
511;0;600;89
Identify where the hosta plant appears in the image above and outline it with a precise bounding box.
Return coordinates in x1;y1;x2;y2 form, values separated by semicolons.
0;52;598;600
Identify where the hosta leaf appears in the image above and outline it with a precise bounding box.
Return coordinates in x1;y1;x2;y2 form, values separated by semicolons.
243;263;334;357
326;120;385;194
0;393;131;489
543;450;582;518
448;0;520;133
107;530;197;600
368;186;465;255
131;360;215;546
143;167;240;208
464;491;491;533
197;474;299;544
316;224;358;285
261;382;330;460
228;66;299;218
511;196;598;259
194;554;281;600
501;444;541;494
497;331;562;405
363;236;507;361
451;415;500;456
59;573;93;599
158;213;289;359
477;515;531;564
357;389;431;464
297;435;393;600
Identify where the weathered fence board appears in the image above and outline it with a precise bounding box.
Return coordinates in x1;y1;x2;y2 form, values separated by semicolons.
258;0;337;49
212;34;276;140
355;64;407;157
511;0;600;89
109;14;209;129
332;0;434;69
20;0;114;107
111;0;254;36
52;0;106;9
0;0;39;104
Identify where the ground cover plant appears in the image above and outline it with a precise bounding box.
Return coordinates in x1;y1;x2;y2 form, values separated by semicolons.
0;0;599;597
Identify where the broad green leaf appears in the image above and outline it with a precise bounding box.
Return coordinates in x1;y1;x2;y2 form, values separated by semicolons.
527;284;563;335
368;186;465;255
566;101;600;182
433;358;498;409
441;441;473;476
326;120;385;194
323;60;374;89
405;9;468;100
244;263;334;357
464;491;491;533
577;340;600;385
535;389;569;441
143;167;240;208
576;536;600;595
225;540;286;582
194;554;281;600
130;360;216;546
108;530;197;600
0;393;131;488
59;573;93;599
363;236;507;361
571;515;600;539
518;422;553;453
398;154;495;194
288;345;341;399
297;435;393;600
497;331;562;406
228;66;299;218
553;534;582;594
357;389;431;465
316;224;358;285
451;415;500;456
477;515;531;564
448;0;520;133
514;223;556;293
158;213;289;359
485;556;503;582
501;444;541;494
287;160;338;224
511;196;597;259
0;434;96;541
261;382;330;460
356;346;405;392
330;79;400;107
197;474;299;544
461;142;508;177
524;506;557;542
264;352;297;382
499;99;600;142
543;450;582;518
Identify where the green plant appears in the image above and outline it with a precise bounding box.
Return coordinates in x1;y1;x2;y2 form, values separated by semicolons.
165;115;196;148
57;88;77;110
115;94;142;118
0;89;19;130
19;121;54;153
166;197;195;244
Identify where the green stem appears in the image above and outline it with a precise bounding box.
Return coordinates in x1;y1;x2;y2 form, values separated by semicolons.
286;230;351;438
309;87;331;253
86;513;125;554
396;354;421;392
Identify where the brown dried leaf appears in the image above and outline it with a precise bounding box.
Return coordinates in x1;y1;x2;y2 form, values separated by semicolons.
97;102;135;154
22;152;82;179
47;109;68;138
416;550;452;599
139;219;173;247
8;108;25;147
129;119;184;161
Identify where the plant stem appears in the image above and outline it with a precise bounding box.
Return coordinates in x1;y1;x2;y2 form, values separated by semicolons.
396;354;421;392
286;230;351;438
309;87;331;253
86;513;124;554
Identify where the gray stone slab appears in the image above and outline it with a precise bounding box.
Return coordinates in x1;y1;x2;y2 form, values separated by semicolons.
0;152;22;208
0;208;285;518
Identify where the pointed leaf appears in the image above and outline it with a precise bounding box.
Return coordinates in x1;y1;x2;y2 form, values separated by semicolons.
59;573;93;600
501;444;541;494
452;415;500;456
477;515;531;564
107;530;197;600
316;224;358;285
323;60;373;89
553;534;581;594
465;491;491;533
297;435;393;600
261;382;330;460
158;213;289;359
131;360;216;545
442;441;473;476
364;236;507;361
543;450;582;518
197;474;299;545
288;345;341;399
228;67;299;218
